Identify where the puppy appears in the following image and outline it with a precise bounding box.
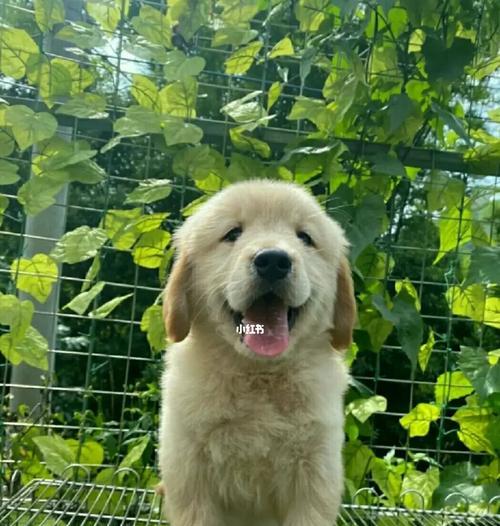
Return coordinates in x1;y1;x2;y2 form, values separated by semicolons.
158;180;356;526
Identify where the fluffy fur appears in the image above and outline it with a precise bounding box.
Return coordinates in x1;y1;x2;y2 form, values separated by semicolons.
158;180;356;526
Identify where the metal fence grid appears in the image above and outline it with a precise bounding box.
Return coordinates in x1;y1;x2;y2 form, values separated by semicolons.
1;476;499;526
0;0;499;524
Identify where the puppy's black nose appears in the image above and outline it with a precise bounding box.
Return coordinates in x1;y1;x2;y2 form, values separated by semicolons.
253;249;292;281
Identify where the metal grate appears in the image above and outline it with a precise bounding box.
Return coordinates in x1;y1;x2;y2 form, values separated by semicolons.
1;477;499;526
0;0;499;521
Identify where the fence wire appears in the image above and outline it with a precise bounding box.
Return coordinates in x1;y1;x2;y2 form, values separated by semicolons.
0;0;499;523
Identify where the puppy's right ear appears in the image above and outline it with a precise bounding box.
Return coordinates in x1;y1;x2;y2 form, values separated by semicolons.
163;248;191;342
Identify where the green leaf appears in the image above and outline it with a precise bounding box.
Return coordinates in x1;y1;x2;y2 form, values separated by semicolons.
90;293;133;319
131;4;172;47
226;153;264;182
35;0;65;31
229;127;271;158
0;293;34;342
0;159;20;185
120;435;150;469
346;395;387;423
373;289;423;372
268;37;294;59
343;440;374;489
395;279;421;311
0;127;15;157
446;284;500;329
434;202;474;264
425;171;465;212
0;195;8;227
164;50;206;81
402;467;440;509
130;5;171;47
0;326;49;370
431;102;470;144
64;281;105;315
224;41;263;75
164;0;208;40
158;78;198;118
51;226;108;264
459;347;500;403
288;96;336;132
418;329;434;372
125;179;172;205
435;371;474;405
422;36;475;83
103;106;162;151
29;59;73;107
295;0;329;31
451;395;495;454
371;457;403;506
173;145;223;180
86;0;125;33
267;81;282;111
140;305;166;352
131;213;169;234
5;106;57;151
212;26;258;47
33;435;75;476
218;0;263;25
55;21;105;49
131;74;159;110
82;256;101;292
347;194;388;261
400;403;440;438
101;208;142;250
369;151;407;178
162;119;203;146
11;254;58;303
386;93;415;135
17;176;65;216
32;137;97;173
221;91;267;124
56;94;108;119
132;230;171;269
433;462;498;509
66;439;105;466
465;247;500;285
0;28;39;79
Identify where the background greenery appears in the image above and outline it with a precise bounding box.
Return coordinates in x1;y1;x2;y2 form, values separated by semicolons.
0;0;499;517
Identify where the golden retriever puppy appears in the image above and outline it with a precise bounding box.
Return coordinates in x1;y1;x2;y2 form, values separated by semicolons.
159;180;356;526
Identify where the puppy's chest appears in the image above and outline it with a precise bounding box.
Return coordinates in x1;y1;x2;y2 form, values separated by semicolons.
232;371;307;418
203;371;313;459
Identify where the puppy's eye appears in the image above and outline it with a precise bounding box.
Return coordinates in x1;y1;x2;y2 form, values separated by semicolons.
222;227;242;243
297;230;315;247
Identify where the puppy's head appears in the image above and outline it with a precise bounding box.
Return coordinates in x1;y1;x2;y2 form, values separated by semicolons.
163;180;356;359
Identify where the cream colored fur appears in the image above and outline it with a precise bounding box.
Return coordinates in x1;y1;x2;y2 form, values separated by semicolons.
159;180;356;526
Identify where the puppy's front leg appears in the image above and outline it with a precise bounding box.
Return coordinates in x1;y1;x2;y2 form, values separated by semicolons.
281;453;343;526
167;506;221;526
164;492;222;526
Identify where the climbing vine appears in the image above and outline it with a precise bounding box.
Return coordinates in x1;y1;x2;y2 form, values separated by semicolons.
0;0;499;513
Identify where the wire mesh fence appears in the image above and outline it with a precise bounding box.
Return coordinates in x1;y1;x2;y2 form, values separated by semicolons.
0;0;499;524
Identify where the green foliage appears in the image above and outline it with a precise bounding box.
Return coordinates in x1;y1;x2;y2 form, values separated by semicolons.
0;0;499;513
11;253;58;303
51;226;108;264
400;403;440;438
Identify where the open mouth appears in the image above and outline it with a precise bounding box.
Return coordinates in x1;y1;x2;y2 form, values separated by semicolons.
230;292;301;357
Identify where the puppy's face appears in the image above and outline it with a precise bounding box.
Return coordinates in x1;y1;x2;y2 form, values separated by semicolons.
163;181;356;360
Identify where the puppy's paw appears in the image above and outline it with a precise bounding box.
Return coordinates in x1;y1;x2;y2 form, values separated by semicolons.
155;482;166;497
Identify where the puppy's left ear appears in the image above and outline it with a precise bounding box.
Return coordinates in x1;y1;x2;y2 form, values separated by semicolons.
331;256;357;350
163;247;191;342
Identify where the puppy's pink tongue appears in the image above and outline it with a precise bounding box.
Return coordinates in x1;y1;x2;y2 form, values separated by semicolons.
242;295;289;357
